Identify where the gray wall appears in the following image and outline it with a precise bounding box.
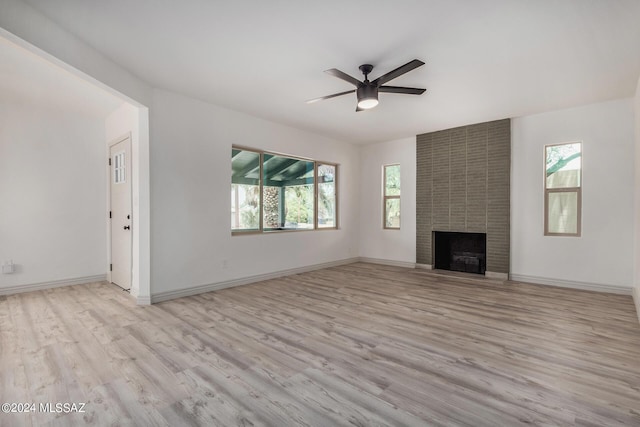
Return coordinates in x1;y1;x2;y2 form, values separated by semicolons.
416;119;510;273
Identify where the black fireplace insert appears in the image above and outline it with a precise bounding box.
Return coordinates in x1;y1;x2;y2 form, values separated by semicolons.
433;231;486;274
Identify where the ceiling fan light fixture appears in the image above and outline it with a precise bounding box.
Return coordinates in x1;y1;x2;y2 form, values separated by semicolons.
357;98;379;109
357;85;379;110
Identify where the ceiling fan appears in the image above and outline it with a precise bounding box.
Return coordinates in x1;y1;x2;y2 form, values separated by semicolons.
307;59;426;112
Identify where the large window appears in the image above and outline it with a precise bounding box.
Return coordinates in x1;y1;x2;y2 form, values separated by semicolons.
231;147;338;233
383;164;401;229
544;142;582;236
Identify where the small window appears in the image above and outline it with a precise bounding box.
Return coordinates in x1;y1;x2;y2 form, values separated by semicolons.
317;164;337;229
383;164;401;229
113;151;126;184
544;142;582;236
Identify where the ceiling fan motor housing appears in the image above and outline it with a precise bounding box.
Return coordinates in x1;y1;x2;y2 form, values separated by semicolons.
357;84;379;103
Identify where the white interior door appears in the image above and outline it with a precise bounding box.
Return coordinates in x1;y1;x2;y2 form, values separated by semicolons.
109;136;132;290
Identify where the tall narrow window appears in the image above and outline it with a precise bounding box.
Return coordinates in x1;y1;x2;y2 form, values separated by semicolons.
383;164;401;229
317;164;337;229
231;148;261;231
545;142;582;236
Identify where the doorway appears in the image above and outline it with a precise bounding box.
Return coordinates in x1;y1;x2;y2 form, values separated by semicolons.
109;135;132;290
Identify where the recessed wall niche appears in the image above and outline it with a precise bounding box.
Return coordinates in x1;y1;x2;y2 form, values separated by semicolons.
416;119;510;277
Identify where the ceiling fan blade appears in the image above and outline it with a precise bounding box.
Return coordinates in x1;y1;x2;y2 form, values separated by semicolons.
379;86;426;95
324;68;362;86
372;59;425;86
306;90;355;104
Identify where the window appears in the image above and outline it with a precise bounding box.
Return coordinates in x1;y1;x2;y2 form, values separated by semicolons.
383;164;401;229
263;153;315;230
231;148;261;231
113;151;126;184
544;142;582;236
317;164;337;228
231;147;338;233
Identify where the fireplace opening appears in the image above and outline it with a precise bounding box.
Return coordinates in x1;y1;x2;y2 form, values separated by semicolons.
434;231;486;275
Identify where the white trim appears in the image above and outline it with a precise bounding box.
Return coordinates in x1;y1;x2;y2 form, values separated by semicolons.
136;295;151;305
108;132;132;148
415;263;433;270
633;287;640;325
510;273;632;295
359;257;415;269
0;275;107;296
150;258;360;303
485;271;509;280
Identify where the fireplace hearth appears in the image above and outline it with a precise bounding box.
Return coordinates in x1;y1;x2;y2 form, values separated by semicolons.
434;231;486;275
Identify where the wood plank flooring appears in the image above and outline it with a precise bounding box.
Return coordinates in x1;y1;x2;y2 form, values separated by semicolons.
2;262;640;426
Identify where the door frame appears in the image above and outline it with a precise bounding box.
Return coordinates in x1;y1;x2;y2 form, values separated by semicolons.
107;133;133;290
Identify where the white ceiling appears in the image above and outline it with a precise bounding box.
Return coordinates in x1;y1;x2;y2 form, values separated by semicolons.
0;36;123;117
21;0;640;144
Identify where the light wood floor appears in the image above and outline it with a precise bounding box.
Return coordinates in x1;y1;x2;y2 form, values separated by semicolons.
2;263;640;426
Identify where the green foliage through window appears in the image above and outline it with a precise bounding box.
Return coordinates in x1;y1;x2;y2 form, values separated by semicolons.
231;148;337;232
384;164;401;229
545;142;581;236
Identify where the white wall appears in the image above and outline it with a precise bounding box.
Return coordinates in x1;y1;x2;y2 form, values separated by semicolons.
358;137;416;265
149;89;360;295
634;76;640;320
511;98;635;291
0;0;151;106
0;102;107;290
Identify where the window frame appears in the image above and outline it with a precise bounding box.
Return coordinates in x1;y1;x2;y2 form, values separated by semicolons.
231;147;262;234
231;145;338;235
543;141;582;237
316;162;339;231
383;163;401;230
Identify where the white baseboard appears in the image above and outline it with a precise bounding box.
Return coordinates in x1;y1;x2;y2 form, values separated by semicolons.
359;257;416;269
510;273;632;295
0;274;107;296
633;287;640;325
486;271;508;280
137;295;151;305
151;257;360;303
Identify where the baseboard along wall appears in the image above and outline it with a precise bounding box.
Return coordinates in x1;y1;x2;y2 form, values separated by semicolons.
510;273;632;296
0;274;108;296
358;257;417;269
2;260;633;307
150;258;361;303
153;258;632;304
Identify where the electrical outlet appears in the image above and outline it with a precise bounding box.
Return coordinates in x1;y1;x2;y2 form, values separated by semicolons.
2;260;15;274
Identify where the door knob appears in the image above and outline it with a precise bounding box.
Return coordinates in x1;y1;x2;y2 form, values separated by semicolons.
124;225;130;230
